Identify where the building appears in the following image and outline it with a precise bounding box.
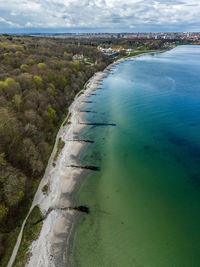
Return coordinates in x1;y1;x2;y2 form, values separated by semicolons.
72;54;83;61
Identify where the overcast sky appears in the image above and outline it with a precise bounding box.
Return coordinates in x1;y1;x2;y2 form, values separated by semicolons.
0;0;200;33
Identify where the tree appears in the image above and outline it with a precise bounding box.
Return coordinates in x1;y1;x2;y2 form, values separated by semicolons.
20;64;29;72
1;78;21;100
12;94;23;111
33;75;43;89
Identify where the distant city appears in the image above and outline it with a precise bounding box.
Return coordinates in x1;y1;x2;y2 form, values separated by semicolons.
24;32;200;42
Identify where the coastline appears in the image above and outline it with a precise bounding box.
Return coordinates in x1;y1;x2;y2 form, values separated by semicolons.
26;68;112;267
8;50;168;267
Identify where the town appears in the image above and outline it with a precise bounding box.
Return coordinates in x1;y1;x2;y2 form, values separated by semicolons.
30;32;200;43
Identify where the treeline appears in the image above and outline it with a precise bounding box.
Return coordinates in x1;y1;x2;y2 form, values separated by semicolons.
0;35;111;263
57;37;184;49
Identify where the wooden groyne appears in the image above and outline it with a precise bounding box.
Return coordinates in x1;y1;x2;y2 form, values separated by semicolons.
69;206;90;214
79;110;96;113
67;139;94;143
85;93;98;97
80;122;116;126
32;205;90;225
82;101;94;103
67;165;100;171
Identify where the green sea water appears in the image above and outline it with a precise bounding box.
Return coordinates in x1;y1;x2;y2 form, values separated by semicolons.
69;46;200;267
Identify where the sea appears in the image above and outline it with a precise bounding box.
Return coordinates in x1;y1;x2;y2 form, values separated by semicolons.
69;46;200;267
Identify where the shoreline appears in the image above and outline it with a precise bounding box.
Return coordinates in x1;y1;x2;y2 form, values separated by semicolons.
26;69;111;266
8;49;169;267
27;64;116;266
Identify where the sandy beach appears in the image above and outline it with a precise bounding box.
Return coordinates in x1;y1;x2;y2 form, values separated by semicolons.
24;62;120;267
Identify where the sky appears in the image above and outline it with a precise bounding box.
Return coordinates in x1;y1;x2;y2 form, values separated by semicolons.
0;0;200;33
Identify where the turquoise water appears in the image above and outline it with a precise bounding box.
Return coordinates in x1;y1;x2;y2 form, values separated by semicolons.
69;46;200;267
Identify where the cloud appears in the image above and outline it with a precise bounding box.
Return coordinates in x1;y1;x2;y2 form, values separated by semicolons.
0;16;20;27
25;21;33;27
0;0;200;31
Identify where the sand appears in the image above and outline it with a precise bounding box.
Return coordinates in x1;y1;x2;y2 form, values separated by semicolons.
25;65;116;267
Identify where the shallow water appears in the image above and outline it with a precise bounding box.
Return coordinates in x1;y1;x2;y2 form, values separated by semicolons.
69;46;200;267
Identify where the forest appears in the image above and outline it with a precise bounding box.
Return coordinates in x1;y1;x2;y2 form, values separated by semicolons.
61;37;188;49
0;35;111;264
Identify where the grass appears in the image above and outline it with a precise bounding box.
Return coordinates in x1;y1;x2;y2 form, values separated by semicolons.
76;90;84;98
42;184;49;195
13;206;43;267
63;112;72;126
53;138;65;162
85;60;93;65
126;51;151;57
113;50;157;62
138;46;148;50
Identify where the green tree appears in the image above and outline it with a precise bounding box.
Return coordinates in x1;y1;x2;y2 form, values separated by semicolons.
47;104;56;123
0;205;8;221
73;60;80;72
12;94;23;111
0;153;6;166
33;75;43;89
37;62;46;69
20;64;29;72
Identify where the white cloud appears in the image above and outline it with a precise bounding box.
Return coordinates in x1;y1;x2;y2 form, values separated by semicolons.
0;16;20;27
25;21;33;27
0;0;200;30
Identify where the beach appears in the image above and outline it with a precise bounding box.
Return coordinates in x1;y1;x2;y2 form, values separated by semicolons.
24;62;119;267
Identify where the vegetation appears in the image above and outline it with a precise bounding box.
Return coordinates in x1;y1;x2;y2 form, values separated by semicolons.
13;206;43;267
76;91;84;97
70;38;182;50
0;179;40;266
53;138;65;162
63;112;72;126
126;51;152;57
42;184;49;195
113;51;153;61
0;35;111;264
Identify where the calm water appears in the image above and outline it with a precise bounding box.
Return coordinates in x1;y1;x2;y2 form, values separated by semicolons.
69;46;200;267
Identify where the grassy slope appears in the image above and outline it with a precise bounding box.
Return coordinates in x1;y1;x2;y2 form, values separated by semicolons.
13;206;43;267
